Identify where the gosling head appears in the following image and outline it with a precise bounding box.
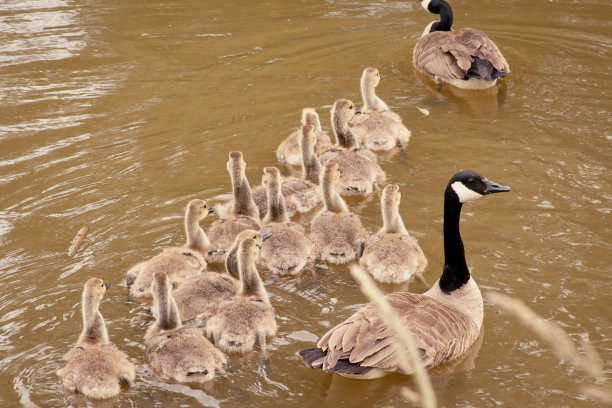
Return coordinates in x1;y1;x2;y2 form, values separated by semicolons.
261;167;281;188
382;184;401;206
447;170;511;204
227;151;246;174
301;107;321;130
331;99;360;127
151;271;171;296
362;67;383;88
84;277;109;302
187;199;214;221
322;161;341;187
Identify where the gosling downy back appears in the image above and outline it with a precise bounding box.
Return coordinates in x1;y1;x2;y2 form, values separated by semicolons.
57;278;135;399
413;0;510;90
358;184;427;283
308;161;369;264
276;107;333;166
258;167;315;275
318;99;386;195
206;232;277;353
126;199;210;299
299;170;511;377
350;68;411;150
145;271;226;383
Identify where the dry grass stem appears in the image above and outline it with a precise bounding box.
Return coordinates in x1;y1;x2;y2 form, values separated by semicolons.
485;290;604;381
350;265;437;408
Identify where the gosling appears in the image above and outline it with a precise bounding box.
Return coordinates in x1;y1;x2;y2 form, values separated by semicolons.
309;161;369;264
206;231;277;353
357;184;428;283
57;278;135;399
257;167;315;275
126;199;212;298
350;68;411;150
207;151;261;263
276;107;333;166
146;271;226;383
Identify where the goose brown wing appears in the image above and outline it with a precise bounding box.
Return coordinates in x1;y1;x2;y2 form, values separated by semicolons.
317;292;479;373
414;28;509;80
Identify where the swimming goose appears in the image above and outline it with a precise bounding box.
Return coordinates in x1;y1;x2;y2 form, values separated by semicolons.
357;184;427;283
206;231;277;353
57;278;135;398
276;107;334;166
308;161;369;264
257;167;315;275
318;99;386;196
299;170;510;377
146;271;226;382
126;199;212;299
252;125;323;218
413;0;510;90
350;68;411;150
207;151;261;264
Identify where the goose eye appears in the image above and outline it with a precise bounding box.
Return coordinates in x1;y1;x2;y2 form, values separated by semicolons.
467;177;475;184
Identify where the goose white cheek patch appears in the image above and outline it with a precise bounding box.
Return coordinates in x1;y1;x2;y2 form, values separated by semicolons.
451;181;483;203
421;0;432;12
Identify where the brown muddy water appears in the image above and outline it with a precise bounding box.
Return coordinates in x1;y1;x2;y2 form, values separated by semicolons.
0;0;610;407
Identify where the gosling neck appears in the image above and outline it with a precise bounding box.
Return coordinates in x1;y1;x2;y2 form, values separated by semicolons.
332;115;359;148
301;141;322;185
237;245;269;304
439;189;469;294
322;177;348;214
154;280;181;332
78;293;109;345
231;166;259;220
361;79;388;112
302;111;322;132
263;178;288;224
381;199;408;235
185;209;209;252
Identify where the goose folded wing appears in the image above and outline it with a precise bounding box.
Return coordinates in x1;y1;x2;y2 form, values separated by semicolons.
317;292;479;373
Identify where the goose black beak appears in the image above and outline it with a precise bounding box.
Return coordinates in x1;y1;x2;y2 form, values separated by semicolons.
104;283;110;289
261;232;273;242
483;179;511;195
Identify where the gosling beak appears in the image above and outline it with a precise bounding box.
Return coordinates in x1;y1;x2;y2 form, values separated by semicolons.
208;207;215;215
483;179;511;195
261;232;273;242
379;75;384;80
354;107;361;115
104;283;110;289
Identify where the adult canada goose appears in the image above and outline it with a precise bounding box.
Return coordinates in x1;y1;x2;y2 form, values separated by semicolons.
146;271;226;382
206;231;277;353
57;278;135;398
299;170;510;377
350;68;411;150
257;167;315;275
357;184;428;284
276;107;334;166
308;161;369;264
207;151;261;264
413;0;510;90
126;199;212;299
252;125;323;218
318;99;386;196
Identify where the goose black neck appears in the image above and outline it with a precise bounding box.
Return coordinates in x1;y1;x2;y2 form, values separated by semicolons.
439;190;469;293
430;1;453;32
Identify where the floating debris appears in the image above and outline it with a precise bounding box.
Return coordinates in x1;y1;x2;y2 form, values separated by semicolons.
68;226;88;256
417;107;430;116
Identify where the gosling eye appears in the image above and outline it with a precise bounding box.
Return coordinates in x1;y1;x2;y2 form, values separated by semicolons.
349;105;353;110
252;235;257;239
203;204;207;208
